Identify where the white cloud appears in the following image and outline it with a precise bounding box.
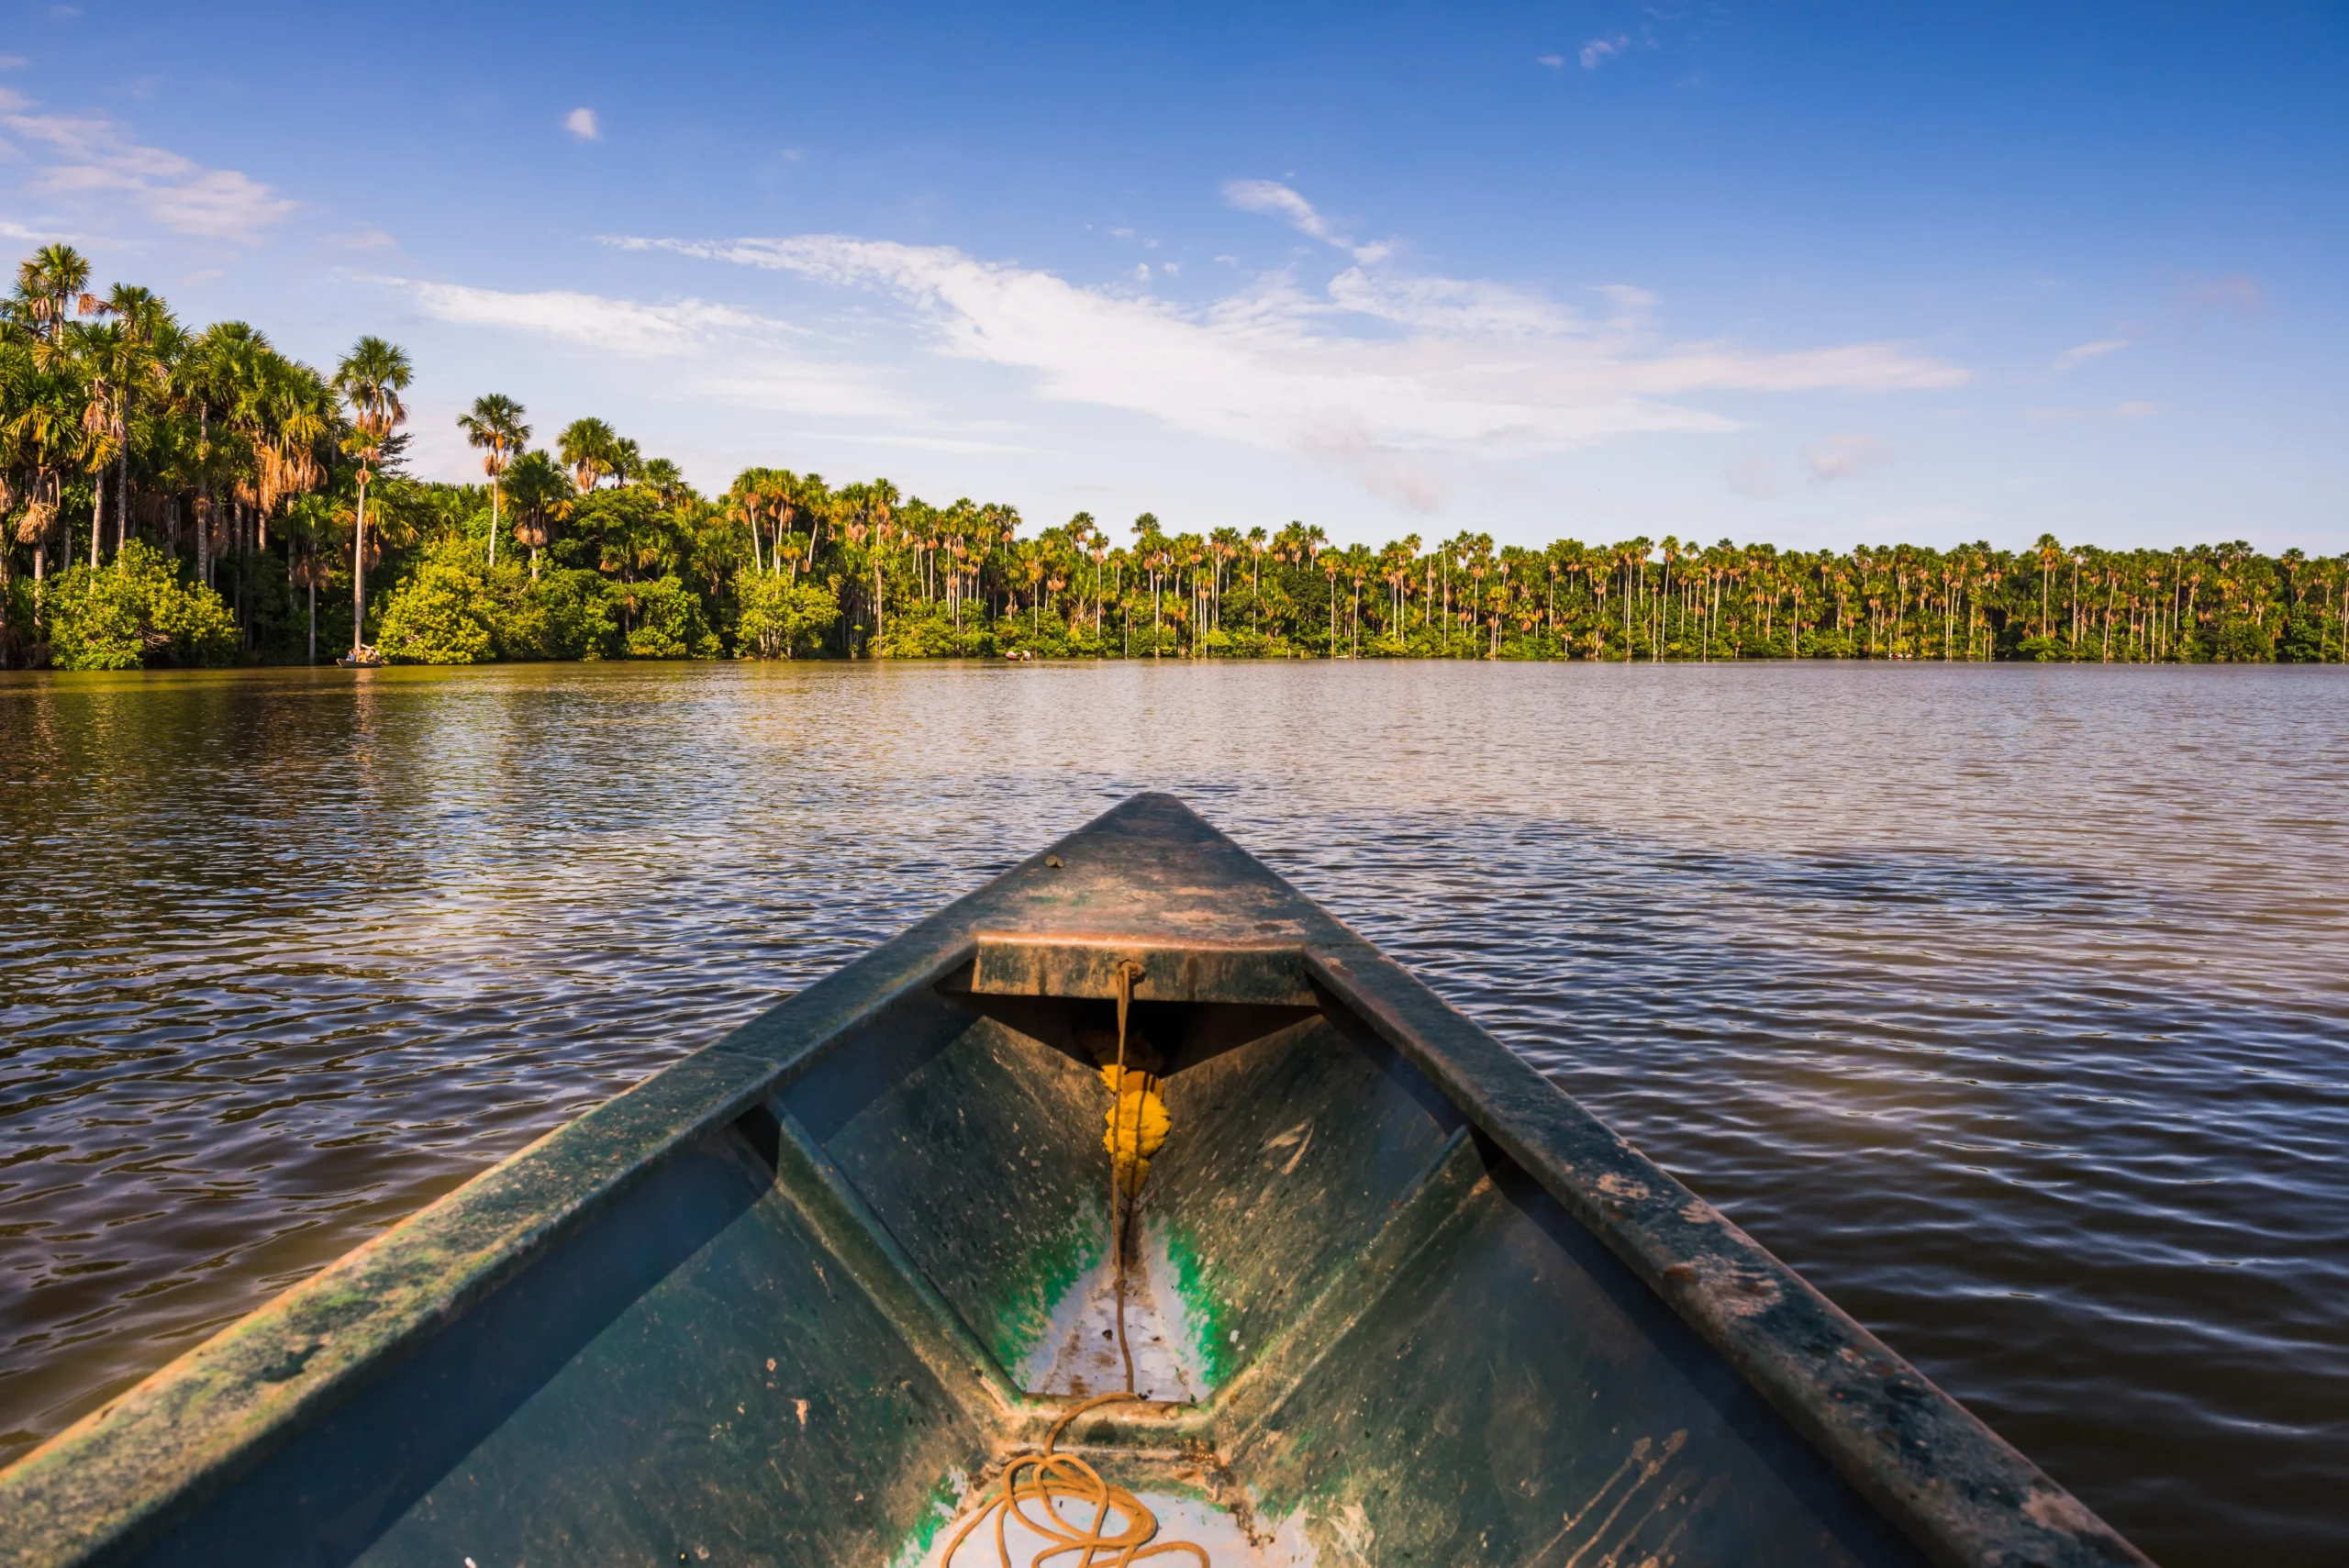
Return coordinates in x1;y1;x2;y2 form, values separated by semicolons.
2;103;293;239
1581;35;1629;70
1219;180;1400;270
622;228;1965;493
1537;53;1566;68
0;54;27;69
563;106;600;141
381;276;786;355
323;225;396;251
1802;433;1887;483
371;275;910;420
2024;400;2160;421
2053;338;2129;372
1223;179;1343;245
1325;266;1579;336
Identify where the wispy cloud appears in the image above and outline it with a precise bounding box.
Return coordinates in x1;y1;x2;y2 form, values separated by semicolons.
381;276;785;354
323;225;396;251
2181;272;2262;313
616;220;1964;502
1802;433;1887;483
563;106;600;141
371;275;910;420
2025;400;2160;421
1225;180;1342;246
1323;265;1578;335
1221;180;1397;266
2;99;293;239
2053;338;2129;372
1536;53;1565;69
1581;35;1629;70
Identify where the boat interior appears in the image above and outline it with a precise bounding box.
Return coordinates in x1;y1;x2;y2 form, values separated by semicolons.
131;940;1927;1568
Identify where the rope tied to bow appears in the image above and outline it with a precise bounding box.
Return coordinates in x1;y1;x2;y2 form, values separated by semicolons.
1104;961;1167;1393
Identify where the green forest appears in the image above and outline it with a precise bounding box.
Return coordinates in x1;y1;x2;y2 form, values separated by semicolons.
5;246;2344;671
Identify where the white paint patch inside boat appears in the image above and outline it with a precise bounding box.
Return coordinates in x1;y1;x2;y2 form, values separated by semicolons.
1018;1226;1210;1401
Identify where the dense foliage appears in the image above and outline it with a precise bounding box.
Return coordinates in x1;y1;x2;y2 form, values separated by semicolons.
6;247;2344;669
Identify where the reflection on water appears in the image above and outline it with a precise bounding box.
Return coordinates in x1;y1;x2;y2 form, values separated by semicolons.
3;661;2344;1565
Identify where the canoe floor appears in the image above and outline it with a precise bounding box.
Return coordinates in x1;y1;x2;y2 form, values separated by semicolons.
121;973;1928;1568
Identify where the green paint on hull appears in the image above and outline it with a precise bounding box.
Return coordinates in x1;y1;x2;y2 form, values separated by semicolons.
989;1199;1107;1380
1153;1217;1236;1392
885;1468;973;1568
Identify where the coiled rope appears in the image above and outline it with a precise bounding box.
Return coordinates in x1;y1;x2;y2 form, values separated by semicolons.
937;1394;1209;1568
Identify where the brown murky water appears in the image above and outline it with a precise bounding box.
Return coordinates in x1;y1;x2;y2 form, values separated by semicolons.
3;662;2343;1565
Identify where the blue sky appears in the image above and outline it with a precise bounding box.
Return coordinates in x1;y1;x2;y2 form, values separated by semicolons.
3;1;2342;551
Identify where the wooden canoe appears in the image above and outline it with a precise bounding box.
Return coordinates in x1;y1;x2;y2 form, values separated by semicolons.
0;795;2152;1567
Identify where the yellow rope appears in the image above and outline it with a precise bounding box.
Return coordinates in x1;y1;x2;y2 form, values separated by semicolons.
938;1395;1210;1568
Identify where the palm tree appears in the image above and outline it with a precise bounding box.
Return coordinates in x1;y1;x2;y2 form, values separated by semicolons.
255;353;331;544
857;479;900;648
181;321;271;591
557;417;618;495
457;394;529;568
72;318;128;566
0;335;81;623
641;457;690;509
333;336;412;659
14;244;90;347
69;308;170;569
504;450;569;580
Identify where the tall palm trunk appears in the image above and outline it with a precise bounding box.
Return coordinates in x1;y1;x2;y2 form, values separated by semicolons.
352;474;369;656
116;450;130;562
90;474;105;567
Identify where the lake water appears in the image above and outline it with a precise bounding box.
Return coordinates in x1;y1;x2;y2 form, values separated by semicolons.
2;661;2343;1565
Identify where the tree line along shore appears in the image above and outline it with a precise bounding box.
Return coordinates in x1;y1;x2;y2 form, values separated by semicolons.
5;247;2344;671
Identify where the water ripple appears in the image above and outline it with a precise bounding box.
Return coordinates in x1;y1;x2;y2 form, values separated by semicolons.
2;661;2343;1565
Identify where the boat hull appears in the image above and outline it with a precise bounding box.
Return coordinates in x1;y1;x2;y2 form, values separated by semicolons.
0;795;2151;1568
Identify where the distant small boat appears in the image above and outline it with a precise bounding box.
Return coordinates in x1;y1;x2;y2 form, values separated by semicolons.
0;795;2150;1567
334;645;385;669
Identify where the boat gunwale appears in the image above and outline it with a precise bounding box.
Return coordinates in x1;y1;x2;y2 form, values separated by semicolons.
0;928;990;1568
0;794;2154;1568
